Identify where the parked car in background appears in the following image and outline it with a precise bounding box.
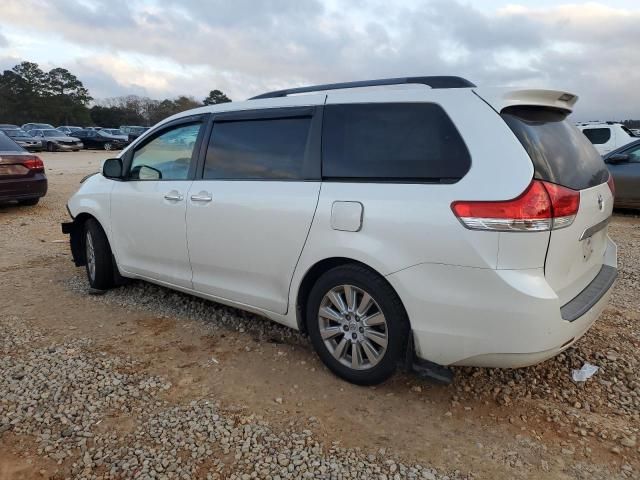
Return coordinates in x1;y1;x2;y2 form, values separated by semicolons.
30;129;83;152
120;126;150;143
0;124;19;129
0;128;43;152
576;122;638;155
603;139;640;209
57;126;84;136
62;76;617;385
100;129;129;142
73;129;126;151
0;132;47;205
22;123;55;132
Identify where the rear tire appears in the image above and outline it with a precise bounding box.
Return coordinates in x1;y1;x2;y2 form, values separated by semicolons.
306;264;409;385
18;198;39;206
103;142;112;151
46;142;54;152
83;219;115;290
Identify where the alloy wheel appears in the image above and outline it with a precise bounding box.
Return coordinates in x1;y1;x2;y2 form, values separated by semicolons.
85;231;96;282
318;284;388;370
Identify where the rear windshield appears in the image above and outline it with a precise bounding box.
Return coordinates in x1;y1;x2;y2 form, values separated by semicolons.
502;107;609;190
0;133;21;151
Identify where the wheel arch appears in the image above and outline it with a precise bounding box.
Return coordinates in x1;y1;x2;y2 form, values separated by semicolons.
66;212;99;266
295;257;409;335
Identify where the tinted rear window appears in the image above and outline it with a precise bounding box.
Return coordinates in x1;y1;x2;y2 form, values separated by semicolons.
322;103;470;182
0;133;21;151
204;117;311;180
501;107;609;190
582;128;611;145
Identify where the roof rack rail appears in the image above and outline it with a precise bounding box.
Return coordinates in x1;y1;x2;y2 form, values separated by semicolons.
249;76;476;100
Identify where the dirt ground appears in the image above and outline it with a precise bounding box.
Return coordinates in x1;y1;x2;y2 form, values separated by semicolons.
1;151;639;479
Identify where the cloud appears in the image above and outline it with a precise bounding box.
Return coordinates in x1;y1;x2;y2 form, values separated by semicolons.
0;0;638;119
0;29;7;48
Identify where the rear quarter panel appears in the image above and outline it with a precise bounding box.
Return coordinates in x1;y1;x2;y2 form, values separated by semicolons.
288;89;539;323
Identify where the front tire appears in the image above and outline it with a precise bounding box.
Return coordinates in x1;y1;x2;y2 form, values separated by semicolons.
306;264;409;385
103;142;112;151
46;142;54;152
83;219;115;290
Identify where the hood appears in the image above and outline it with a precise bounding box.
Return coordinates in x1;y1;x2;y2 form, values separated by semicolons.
47;136;80;142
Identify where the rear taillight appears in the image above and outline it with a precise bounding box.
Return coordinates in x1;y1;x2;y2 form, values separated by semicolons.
22;156;44;172
451;180;580;232
607;174;615;198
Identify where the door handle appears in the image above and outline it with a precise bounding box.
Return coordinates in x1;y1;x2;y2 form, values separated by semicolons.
190;193;213;203
164;192;184;201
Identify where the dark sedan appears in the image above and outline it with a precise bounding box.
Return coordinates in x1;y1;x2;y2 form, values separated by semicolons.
603;139;640;209
0;128;43;152
74;129;127;151
0;133;47;206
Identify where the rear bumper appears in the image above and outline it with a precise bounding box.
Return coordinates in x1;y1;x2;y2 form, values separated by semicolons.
0;174;48;202
386;236;617;368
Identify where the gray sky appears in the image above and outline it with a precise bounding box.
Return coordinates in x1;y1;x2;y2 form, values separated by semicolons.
0;0;639;120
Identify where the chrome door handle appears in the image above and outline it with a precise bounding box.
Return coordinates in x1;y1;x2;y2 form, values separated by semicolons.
190;193;213;203
164;192;184;201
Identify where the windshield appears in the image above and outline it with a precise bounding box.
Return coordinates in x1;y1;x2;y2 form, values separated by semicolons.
43;129;63;137
502;107;609;190
4;130;29;138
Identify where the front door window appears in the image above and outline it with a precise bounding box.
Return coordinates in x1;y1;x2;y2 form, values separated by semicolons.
129;123;201;180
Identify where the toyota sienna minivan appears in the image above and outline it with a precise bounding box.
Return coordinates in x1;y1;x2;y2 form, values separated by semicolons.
62;76;617;385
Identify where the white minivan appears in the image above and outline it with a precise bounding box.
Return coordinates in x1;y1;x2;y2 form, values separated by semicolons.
63;76;617;385
577;122;637;155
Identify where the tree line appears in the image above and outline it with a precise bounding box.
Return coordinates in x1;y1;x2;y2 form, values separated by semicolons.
0;61;231;128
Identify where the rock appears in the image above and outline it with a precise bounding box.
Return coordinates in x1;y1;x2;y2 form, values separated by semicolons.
620;436;636;448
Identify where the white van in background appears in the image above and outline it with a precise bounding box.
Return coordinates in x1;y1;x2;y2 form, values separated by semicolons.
576;122;638;155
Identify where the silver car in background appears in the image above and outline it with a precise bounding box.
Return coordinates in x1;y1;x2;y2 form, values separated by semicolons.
0;128;43;152
29;129;83;152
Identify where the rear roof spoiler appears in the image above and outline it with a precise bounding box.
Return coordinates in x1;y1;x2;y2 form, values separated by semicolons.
473;88;578;114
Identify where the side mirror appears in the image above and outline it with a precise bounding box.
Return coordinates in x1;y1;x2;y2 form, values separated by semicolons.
606;153;630;164
103;158;123;179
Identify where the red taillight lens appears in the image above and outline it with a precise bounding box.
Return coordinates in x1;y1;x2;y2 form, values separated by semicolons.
451;180;580;232
541;181;581;228
22;156;44;172
607;174;615;198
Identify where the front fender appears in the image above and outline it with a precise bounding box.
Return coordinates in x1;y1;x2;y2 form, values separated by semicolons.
62;174;116;265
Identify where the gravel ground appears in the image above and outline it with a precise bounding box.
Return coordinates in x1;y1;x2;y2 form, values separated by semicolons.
0;315;462;480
